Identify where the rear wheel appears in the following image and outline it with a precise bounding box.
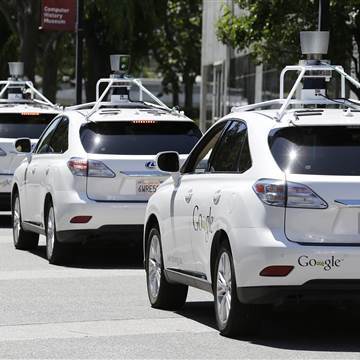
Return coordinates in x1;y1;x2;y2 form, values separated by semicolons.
214;243;261;337
46;202;68;265
12;192;39;250
146;227;188;310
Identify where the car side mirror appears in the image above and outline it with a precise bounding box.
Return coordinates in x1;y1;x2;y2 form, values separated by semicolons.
156;151;180;173
15;138;32;153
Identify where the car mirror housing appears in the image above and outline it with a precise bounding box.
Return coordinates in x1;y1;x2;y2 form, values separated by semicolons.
15;138;32;153
156;151;180;173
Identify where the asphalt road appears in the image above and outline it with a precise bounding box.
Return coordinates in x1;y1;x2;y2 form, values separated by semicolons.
1;214;360;359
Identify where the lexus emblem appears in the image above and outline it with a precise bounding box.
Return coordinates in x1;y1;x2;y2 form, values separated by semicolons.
145;161;156;169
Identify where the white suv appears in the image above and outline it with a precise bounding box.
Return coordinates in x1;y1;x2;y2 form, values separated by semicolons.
12;62;202;265
144;35;360;337
0;62;60;210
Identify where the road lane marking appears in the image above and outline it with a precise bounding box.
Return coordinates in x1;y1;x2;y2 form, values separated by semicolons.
0;318;216;341
0;269;144;281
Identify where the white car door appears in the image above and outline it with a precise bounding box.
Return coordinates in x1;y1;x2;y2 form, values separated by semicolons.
169;121;229;276
23;118;61;223
190;120;251;278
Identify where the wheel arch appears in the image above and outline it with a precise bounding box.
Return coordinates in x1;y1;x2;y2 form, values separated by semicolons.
43;193;53;226
144;214;160;259
11;183;19;205
210;229;231;287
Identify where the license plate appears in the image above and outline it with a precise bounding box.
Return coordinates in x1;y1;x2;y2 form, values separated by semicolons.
136;180;160;195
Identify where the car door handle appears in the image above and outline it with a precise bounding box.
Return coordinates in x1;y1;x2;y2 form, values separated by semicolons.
184;190;193;203
31;168;36;175
213;190;221;205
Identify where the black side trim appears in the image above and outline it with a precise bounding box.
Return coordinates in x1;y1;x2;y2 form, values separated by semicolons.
92;200;148;204
165;269;212;293
296;242;360;247
57;225;143;243
167;267;207;280
237;280;360;305
22;221;45;235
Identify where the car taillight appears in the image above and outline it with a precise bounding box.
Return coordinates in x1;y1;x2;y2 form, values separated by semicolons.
88;160;115;178
67;158;88;176
67;158;115;178
253;179;327;209
0;147;7;156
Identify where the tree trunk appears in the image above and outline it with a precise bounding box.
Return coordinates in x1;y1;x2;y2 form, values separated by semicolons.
183;74;194;117
42;35;62;103
172;81;179;107
16;0;39;82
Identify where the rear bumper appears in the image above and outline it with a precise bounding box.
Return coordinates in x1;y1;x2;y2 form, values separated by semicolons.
0;192;11;211
55;192;147;232
57;225;143;243
238;280;360;305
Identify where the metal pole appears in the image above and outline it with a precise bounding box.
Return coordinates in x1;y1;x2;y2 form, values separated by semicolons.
75;0;84;104
318;0;329;31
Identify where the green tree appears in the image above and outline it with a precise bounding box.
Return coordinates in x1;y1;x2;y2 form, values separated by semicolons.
152;0;202;116
83;0;160;101
216;0;360;98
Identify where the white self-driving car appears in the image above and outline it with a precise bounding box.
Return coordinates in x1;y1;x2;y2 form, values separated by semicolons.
144;32;360;337
0;62;60;210
12;55;202;265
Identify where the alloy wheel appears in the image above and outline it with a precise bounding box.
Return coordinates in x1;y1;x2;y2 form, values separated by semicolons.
46;207;55;259
148;234;162;300
216;251;232;326
13;197;21;245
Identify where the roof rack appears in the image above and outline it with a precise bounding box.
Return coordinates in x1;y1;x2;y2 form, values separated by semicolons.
231;63;360;121
231;32;360;121
0;80;56;108
0;62;58;109
67;77;185;120
67;54;185;120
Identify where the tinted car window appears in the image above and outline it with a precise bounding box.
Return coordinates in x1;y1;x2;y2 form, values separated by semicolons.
210;121;249;172
0;113;57;139
238;132;251;173
183;121;228;174
80;121;202;155
269;126;360;175
35;118;60;154
49;118;68;153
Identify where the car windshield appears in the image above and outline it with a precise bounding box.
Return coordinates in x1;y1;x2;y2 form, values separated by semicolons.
0;113;57;139
269;125;360;175
80;121;202;155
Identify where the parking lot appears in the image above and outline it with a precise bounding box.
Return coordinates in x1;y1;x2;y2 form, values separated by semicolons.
0;214;358;358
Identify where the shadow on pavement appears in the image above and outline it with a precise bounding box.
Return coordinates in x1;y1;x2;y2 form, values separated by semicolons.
250;304;360;352
0;214;11;228
177;300;360;351
29;242;143;270
177;301;217;330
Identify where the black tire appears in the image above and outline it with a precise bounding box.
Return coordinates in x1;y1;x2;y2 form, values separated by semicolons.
145;227;188;310
214;242;262;337
12;192;39;250
45;201;68;265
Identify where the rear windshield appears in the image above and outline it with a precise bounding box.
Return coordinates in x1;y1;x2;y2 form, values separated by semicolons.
80;121;202;155
0;113;57;138
269;126;360;175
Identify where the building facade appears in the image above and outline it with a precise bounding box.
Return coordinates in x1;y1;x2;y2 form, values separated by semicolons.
199;0;278;131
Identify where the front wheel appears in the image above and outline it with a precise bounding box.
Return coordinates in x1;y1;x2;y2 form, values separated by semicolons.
12;192;39;250
146;227;188;310
214;243;262;337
